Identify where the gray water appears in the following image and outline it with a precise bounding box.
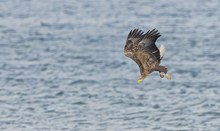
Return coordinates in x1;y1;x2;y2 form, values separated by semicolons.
0;0;220;131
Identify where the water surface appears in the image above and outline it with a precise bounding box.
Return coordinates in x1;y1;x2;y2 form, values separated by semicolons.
0;0;220;130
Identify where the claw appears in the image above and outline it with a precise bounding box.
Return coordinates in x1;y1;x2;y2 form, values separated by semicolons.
165;73;171;80
159;72;164;78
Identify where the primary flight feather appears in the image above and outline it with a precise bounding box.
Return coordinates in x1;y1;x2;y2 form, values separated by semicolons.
124;28;171;84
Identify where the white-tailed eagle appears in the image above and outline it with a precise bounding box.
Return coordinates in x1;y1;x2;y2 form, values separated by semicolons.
124;28;171;84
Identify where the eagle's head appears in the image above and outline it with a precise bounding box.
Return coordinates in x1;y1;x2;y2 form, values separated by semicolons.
137;79;142;84
137;73;148;84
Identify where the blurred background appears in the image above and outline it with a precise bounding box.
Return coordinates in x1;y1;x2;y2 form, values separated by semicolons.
0;0;220;130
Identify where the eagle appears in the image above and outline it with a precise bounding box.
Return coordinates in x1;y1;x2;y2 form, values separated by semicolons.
124;28;171;84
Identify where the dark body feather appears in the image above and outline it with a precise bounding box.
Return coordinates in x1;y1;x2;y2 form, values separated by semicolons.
124;28;162;78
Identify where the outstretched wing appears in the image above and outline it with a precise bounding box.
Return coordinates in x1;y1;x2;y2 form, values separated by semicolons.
124;28;145;72
139;28;161;62
124;28;144;58
124;28;162;73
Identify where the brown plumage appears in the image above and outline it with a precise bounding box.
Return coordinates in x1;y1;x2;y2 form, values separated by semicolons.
124;28;171;84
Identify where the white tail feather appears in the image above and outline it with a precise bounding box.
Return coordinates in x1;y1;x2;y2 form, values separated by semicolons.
159;44;165;59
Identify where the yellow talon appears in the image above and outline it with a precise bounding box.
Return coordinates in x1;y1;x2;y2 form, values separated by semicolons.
165;73;171;80
159;72;164;78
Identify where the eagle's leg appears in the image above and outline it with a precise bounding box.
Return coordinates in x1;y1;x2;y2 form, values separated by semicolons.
159;72;164;78
155;66;171;80
165;73;171;80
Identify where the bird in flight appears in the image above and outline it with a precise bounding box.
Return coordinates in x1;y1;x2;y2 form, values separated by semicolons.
124;28;171;84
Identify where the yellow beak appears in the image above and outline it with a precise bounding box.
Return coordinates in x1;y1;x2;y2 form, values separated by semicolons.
137;79;142;84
